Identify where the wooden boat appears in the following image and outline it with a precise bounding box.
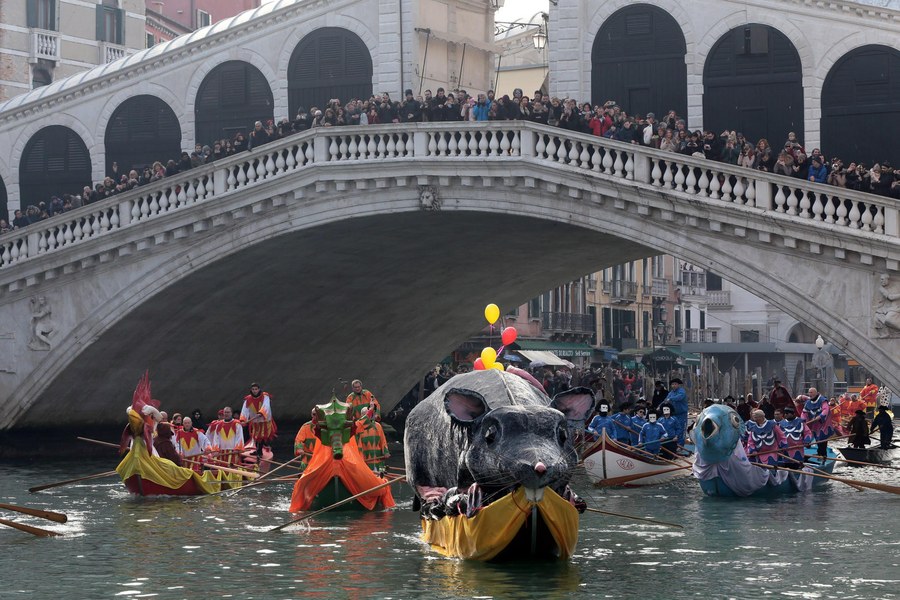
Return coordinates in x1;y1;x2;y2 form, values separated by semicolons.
695;445;837;498
289;397;395;512
839;445;897;465
420;487;579;561
581;432;690;486
116;438;247;497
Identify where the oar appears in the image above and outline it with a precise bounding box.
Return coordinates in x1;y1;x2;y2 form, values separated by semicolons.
191;453;307;500
270;476;406;532
754;462;900;495
77;436;119;449
0;518;62;537
182;459;260;480
616;424;692;467
29;470;118;493
826;451;900;470
596;464;691;487
745;433;852;461
584;506;683;529
775;453;865;492
0;503;67;523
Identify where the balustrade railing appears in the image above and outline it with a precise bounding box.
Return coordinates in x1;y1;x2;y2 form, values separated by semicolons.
30;30;60;62
542;311;595;334
706;290;732;308
684;328;719;343
1;121;897;271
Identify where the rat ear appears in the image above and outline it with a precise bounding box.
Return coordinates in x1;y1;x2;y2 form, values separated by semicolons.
444;389;489;425
551;387;595;422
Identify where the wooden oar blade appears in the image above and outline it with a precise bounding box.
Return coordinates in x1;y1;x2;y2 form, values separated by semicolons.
0;517;62;537
0;503;67;523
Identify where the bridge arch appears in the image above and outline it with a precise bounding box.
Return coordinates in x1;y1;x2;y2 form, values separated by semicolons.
103;95;183;177
590;4;687;117
287;27;374;116
191;58;276;147
702;24;804;144
18;125;92;208
821;44;900;167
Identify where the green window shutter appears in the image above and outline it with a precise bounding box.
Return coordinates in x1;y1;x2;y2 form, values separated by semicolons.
95;5;105;41
116;8;125;45
27;0;38;28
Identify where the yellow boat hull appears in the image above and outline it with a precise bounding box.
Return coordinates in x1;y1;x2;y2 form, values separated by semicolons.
420;487;579;561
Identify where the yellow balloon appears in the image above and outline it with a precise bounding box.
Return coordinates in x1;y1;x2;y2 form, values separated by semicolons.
484;303;500;325
481;346;497;367
491;362;505;371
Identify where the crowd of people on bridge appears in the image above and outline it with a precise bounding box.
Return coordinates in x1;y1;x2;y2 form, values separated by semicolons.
4;86;897;235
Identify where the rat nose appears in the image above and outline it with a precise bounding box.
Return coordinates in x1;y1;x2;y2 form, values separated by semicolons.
534;461;547;475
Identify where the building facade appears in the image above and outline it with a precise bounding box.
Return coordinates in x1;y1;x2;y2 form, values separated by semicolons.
551;0;900;166
0;0;146;103
145;1;262;46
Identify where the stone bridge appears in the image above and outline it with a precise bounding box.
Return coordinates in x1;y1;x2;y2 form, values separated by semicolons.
0;121;898;430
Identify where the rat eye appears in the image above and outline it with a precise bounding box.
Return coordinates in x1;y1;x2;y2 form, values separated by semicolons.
557;424;568;446
484;425;497;444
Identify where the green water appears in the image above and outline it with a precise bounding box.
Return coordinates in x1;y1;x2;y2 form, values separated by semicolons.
1;453;899;599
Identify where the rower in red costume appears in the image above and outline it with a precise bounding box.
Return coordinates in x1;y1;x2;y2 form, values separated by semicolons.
207;406;245;466
241;382;277;450
175;416;211;471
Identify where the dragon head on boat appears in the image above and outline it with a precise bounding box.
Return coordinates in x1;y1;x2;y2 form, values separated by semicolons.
314;396;354;459
693;404;745;464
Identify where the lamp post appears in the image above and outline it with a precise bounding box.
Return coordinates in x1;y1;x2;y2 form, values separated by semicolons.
812;335;833;398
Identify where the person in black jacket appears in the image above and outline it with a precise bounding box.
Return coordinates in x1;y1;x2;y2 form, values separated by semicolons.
871;404;895;449
401;89;422;122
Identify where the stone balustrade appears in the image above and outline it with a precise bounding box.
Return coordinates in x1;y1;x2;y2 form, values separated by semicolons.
30;30;60;62
2;121;898;272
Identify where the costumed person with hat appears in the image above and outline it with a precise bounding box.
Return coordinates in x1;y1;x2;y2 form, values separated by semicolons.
663;378;689;448
241;382;277;455
871;401;895;450
778;405;812;466
848;410;871;449
651;380;668;410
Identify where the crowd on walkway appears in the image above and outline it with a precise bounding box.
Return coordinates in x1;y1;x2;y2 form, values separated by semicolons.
4;87;897;236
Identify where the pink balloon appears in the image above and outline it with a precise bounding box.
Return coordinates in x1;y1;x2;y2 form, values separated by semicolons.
501;327;518;346
473;358;486;371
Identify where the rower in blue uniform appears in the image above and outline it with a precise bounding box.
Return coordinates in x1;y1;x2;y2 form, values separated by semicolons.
611;402;634;444
630;406;648;445
639;411;669;455
586;403;615;440
664;378;689;447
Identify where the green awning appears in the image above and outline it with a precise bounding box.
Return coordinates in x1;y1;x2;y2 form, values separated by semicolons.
646;346;700;365
515;340;594;358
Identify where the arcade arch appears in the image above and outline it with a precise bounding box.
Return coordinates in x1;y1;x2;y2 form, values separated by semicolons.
104;95;182;176
194;61;274;146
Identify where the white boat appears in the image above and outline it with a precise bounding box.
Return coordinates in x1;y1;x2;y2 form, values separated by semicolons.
581;432;690;486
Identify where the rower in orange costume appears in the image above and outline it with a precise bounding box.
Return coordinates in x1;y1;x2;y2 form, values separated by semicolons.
355;399;390;475
860;379;879;414
293;409;318;472
346;379;377;421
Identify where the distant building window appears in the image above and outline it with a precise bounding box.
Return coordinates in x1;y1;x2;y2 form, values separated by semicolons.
528;297;541;319
97;3;125;44
27;0;57;31
740;330;760;343
146;32;155;48
197;10;211;28
32;67;52;88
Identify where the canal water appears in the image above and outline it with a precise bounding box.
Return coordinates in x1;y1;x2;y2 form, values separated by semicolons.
1;450;899;599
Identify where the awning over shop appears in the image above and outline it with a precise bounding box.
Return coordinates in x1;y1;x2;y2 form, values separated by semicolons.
515;340;594;358
646;347;700;366
517;350;569;367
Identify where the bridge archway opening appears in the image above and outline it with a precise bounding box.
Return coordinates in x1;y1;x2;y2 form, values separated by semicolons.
105;95;182;176
194;61;274;147
591;4;687;118
703;24;803;145
19;126;91;208
288;27;373;117
786;322;816;344
822;44;900;167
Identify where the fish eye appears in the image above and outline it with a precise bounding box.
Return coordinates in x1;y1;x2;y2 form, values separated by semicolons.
484;425;497;444
557;424;568;446
730;414;740;428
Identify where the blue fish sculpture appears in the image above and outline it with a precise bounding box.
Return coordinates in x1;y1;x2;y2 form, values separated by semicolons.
692;405;836;497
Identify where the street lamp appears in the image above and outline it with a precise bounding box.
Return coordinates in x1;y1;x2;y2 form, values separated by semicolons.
532;26;547;50
815;335;824;350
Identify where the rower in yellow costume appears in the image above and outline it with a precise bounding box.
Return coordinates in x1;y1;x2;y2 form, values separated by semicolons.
861;379;880;414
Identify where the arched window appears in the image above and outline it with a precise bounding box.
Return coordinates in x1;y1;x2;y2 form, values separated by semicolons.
288;27;373;116
20;126;91;207
703;24;803;144
591;5;687;117
105;95;181;176
822;45;900;166
194;61;273;146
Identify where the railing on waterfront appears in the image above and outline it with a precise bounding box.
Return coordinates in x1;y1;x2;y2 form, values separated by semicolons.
1;121;898;270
